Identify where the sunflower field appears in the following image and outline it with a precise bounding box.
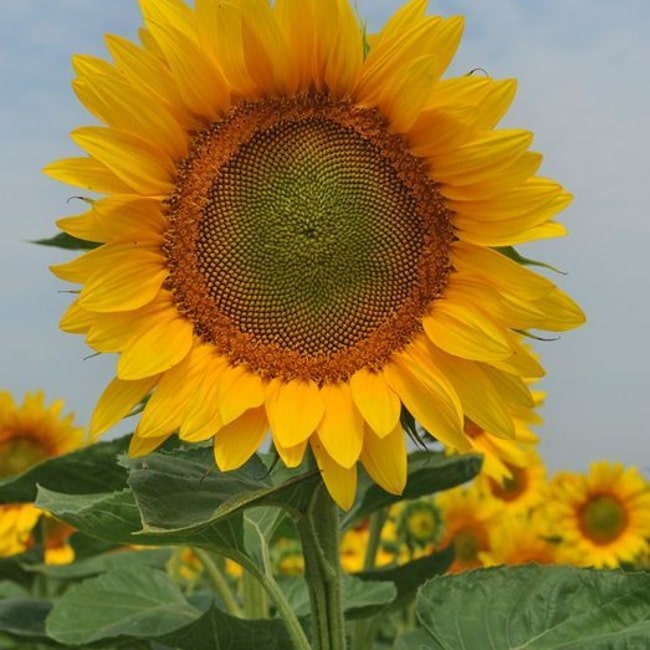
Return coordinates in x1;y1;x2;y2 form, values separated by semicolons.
1;1;649;649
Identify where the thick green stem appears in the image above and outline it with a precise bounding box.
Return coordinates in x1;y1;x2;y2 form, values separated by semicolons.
296;482;346;650
242;566;268;619
192;548;244;618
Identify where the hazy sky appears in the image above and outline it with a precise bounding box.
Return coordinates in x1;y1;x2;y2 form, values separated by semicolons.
1;1;648;474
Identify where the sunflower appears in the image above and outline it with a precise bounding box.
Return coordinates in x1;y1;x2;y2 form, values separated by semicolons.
479;513;560;567
479;447;548;514
48;0;584;509
546;462;650;568
0;391;85;557
437;482;503;572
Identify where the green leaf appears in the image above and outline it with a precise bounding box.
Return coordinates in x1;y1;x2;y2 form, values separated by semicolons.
0;438;130;504
0;598;52;641
356;546;454;612
343;452;482;528
25;548;172;581
342;574;396;620
46;568;200;645
417;565;650;649
393;629;434;650
0;582;29;600
32;231;100;250
494;246;565;274
156;603;308;650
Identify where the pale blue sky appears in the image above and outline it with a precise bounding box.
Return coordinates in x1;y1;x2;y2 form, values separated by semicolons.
1;1;648;473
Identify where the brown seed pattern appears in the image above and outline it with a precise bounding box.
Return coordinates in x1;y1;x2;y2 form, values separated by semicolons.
164;93;453;383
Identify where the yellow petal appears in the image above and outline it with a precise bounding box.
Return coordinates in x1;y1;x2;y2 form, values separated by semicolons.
311;436;357;511
448;177;564;221
360;425;407;495
91;375;159;437
219;367;265;425
432;129;533;184
71;127;174;196
265;379;325;448
60;300;93;334
439;152;543;201
117;309;194;381
408;105;478;157
128;431;170;458
142;8;230;119
137;344;212;439
273;436;308;469
475;78;517;130
421;341;515;439
105;34;192;127
79;249;167;313
324;0;363;96
451;242;555;300
179;353;229;442
531;287;586;331
423;300;513;362
383;352;468;451
43;157;135;195
316;383;364;469
89;196;167;242
213;406;268;471
349;368;400;437
72;73;187;160
51;238;163;285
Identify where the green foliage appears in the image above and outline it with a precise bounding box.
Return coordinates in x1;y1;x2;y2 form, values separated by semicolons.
46;568;200;645
416;565;650;649
344;452;482;528
1;441;648;649
32;231;100;250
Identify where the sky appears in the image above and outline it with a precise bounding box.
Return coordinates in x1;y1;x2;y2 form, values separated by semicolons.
1;0;649;475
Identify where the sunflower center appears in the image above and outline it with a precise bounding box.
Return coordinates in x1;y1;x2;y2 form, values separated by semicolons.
0;436;49;478
580;494;628;544
489;465;528;503
165;94;453;383
454;527;486;564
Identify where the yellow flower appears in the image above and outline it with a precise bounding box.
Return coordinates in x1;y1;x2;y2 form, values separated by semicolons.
480;513;559;567
397;498;443;548
546;462;650;568
437;483;503;572
479;447;548;514
48;0;584;509
340;527;369;573
0;391;85;557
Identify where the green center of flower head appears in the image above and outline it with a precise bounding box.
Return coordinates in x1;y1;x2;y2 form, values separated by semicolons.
581;494;627;544
489;466;527;502
454;528;481;564
165;94;453;383
0;436;49;478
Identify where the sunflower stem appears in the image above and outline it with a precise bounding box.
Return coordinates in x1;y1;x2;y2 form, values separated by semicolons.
296;481;346;650
242;565;268;619
363;509;388;571
192;548;244;618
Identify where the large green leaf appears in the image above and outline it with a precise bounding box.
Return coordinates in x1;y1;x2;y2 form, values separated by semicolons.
46;568;200;645
342;574;397;620
343;452;482;528
156;603;307;650
32;231;100;250
0;598;52;642
393;629;434;650
356;546;454;612
0;438;130;504
25;548;172;581
417;565;650;649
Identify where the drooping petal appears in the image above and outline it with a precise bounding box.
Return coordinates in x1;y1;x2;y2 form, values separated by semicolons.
349;368;400;438
316;383;364;469
265;378;325;448
91;375;160;437
360;425;407;495
273;436;308;469
311;436;358;511
213;406;268;471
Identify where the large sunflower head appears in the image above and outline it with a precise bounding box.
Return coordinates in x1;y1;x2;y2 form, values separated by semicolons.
0;391;85;557
48;0;584;509
547;462;650;568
